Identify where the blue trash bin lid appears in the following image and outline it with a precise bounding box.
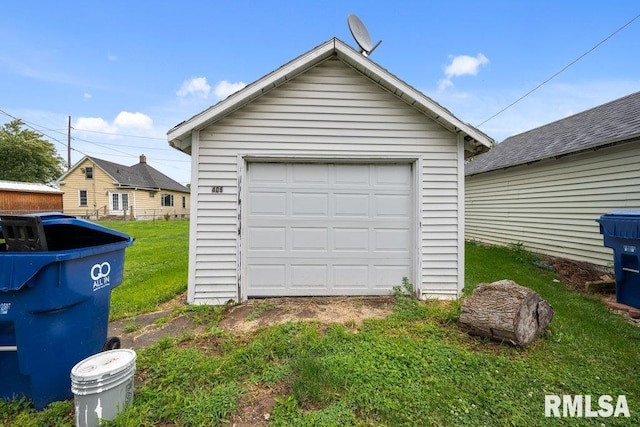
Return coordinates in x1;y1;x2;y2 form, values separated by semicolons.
597;211;640;239
0;212;133;292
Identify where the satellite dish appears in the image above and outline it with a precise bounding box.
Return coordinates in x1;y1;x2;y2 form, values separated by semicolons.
347;14;382;56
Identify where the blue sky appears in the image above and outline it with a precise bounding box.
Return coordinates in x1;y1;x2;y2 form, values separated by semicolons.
1;1;639;185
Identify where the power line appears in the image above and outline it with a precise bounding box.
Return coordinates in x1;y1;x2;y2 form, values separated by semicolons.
0;107;70;151
477;12;640;128
73;128;166;140
0;108;190;174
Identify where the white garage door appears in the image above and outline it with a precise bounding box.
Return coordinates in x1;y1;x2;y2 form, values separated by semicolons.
245;162;413;297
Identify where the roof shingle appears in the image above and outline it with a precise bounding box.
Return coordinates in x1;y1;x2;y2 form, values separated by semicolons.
89;157;189;193
466;91;640;176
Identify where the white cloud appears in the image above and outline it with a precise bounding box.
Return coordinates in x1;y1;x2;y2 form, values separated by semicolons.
74;117;114;133
438;53;489;91
108;53;118;61
114;111;153;129
176;77;211;98
83;92;92;100
74;112;153;136
214;80;246;99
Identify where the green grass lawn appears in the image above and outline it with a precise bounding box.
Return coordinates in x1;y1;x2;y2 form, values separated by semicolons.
3;223;640;426
101;219;190;320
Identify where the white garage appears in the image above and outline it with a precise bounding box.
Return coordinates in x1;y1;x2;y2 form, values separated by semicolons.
246;162;413;297
168;38;492;305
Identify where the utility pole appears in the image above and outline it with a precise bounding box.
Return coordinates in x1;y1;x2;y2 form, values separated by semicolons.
67;116;71;171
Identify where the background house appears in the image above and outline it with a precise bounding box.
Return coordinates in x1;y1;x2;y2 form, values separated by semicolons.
58;154;190;220
168;38;492;305
0;180;63;215
466;91;640;266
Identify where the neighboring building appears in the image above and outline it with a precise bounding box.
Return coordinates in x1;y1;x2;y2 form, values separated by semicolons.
466;91;640;266
0;180;63;214
168;38;493;305
58;155;190;220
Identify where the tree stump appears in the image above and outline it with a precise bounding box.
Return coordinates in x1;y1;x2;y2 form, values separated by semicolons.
459;279;554;347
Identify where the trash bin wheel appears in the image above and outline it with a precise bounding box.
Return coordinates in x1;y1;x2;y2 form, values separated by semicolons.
102;336;121;351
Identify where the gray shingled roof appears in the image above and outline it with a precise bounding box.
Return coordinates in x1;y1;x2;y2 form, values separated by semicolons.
90;157;189;193
466;91;640;176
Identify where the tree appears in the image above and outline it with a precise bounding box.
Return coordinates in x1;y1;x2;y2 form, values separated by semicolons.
0;119;65;183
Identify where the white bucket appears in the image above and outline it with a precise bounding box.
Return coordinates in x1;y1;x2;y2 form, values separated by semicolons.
71;349;137;427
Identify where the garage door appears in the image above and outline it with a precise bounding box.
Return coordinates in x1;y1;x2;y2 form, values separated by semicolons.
245;162;413;297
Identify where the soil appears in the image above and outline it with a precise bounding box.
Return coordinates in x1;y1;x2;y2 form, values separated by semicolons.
540;256;614;291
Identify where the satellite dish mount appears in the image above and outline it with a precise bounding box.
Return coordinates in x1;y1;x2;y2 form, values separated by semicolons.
347;14;382;56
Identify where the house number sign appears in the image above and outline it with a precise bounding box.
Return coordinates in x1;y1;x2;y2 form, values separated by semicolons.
211;186;224;193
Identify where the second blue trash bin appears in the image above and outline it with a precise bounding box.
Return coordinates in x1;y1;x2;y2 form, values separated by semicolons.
0;213;134;410
597;211;640;309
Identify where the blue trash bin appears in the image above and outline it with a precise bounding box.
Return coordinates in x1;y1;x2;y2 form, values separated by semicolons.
597;211;640;309
0;213;133;410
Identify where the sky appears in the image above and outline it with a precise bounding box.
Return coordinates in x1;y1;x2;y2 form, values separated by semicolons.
1;1;639;185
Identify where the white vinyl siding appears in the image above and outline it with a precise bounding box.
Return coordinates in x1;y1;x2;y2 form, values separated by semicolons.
466;142;640;266
189;57;462;304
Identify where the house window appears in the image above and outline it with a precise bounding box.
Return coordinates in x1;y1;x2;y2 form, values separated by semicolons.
182;196;186;209
85;167;93;179
161;193;174;207
79;190;88;207
110;193;129;213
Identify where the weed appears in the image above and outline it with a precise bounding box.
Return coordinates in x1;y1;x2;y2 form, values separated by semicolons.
507;241;539;263
247;301;275;321
124;318;141;333
391;277;423;320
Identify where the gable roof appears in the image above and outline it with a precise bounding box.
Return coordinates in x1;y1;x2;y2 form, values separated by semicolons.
168;38;493;155
466;91;640;176
59;156;189;193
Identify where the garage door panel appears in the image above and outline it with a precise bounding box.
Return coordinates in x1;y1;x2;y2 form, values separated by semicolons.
247;265;286;289
291;265;328;288
374;229;410;252
248;227;286;250
373;265;411;288
292;163;329;184
334;193;369;217
246;162;412;297
374;194;411;217
291;227;328;251
333;265;369;288
335;164;370;185
249;163;287;184
334;228;369;251
374;164;412;186
249;192;287;215
292;192;329;216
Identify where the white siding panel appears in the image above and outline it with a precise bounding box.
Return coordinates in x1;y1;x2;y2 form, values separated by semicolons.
466;143;640;266
191;57;461;303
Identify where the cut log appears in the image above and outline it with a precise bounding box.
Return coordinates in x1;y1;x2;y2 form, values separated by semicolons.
459;279;554;347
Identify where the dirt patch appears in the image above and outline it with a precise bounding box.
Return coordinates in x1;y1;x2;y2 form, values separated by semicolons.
541;256;614;292
218;296;395;333
109;295;395;350
227;383;288;427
